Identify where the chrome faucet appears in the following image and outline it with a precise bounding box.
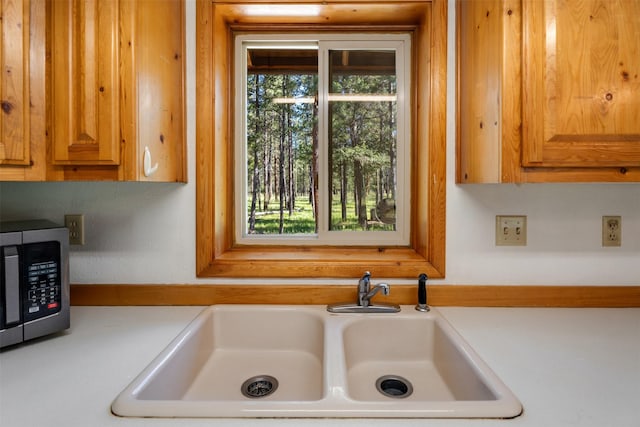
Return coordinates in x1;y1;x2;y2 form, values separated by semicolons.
327;271;400;313
358;272;390;307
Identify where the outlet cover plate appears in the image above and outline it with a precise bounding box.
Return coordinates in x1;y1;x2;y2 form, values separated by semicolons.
602;215;621;247
496;215;527;246
65;214;85;245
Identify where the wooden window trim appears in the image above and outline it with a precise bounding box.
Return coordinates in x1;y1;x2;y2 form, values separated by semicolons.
195;0;447;278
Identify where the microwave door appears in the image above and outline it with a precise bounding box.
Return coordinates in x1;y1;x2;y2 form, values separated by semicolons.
1;242;24;348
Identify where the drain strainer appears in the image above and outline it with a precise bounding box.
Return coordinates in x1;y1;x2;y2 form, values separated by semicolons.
241;375;279;398
376;375;413;399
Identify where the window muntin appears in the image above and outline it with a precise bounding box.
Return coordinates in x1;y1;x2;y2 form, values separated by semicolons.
235;34;411;246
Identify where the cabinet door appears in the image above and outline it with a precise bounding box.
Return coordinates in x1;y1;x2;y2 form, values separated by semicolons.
120;0;185;181
51;0;120;165
0;0;30;166
457;0;523;183
137;0;185;182
522;0;640;167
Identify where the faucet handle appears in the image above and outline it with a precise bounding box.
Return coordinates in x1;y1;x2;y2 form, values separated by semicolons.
357;272;372;306
358;271;371;288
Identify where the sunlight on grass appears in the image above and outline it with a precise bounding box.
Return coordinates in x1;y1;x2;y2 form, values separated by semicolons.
248;197;394;234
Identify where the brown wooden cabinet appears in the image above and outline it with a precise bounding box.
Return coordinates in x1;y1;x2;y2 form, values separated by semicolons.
457;0;640;183
1;0;185;182
0;0;47;180
119;0;186;182
51;0;186;182
50;0;120;167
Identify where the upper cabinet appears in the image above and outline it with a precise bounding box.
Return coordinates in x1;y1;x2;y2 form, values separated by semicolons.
457;0;640;183
51;0;186;182
522;0;640;168
119;0;186;182
0;0;185;182
0;0;46;180
51;0;120;167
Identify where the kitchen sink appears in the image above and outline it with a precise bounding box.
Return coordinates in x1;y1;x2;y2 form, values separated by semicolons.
344;315;499;405
112;305;522;418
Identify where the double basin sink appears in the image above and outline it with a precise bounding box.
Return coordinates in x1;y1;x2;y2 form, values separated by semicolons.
112;305;522;418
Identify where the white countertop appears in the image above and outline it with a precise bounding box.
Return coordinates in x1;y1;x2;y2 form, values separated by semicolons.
1;306;639;427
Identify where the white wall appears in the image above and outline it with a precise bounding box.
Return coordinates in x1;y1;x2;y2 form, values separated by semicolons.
1;1;638;286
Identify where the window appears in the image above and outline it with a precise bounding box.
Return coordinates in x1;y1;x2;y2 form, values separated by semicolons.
195;0;447;279
235;35;411;246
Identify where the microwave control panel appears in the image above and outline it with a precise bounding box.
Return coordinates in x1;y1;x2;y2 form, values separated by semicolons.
23;242;62;322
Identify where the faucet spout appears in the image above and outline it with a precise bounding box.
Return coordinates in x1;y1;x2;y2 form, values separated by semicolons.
361;283;390;307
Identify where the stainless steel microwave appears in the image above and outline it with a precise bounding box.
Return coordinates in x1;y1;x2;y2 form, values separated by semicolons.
0;220;70;348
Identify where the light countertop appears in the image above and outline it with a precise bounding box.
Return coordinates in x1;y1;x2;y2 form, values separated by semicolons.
1;306;639;427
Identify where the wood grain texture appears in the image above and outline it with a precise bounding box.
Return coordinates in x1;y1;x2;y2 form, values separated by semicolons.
522;0;640;168
133;0;186;182
427;0;447;275
51;0;120;166
1;0;186;182
457;0;640;183
456;0;502;183
195;0;215;273
71;283;640;307
457;0;524;183
195;0;447;279
0;0;51;180
0;0;30;166
120;0;186;182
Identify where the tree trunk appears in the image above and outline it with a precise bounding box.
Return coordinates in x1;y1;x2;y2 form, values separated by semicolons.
278;92;286;233
340;161;347;221
354;159;367;227
287;110;294;215
311;102;319;231
248;149;259;232
388;82;396;200
248;75;261;233
263;140;271;211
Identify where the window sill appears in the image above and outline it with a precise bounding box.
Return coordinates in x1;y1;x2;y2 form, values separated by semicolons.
198;246;443;278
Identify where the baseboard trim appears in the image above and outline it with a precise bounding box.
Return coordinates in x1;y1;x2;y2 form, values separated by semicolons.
70;284;640;307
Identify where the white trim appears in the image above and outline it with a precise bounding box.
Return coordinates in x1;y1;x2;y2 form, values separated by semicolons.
235;33;412;246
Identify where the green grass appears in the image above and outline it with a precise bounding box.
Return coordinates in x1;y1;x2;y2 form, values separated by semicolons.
247;196;394;234
249;199;315;234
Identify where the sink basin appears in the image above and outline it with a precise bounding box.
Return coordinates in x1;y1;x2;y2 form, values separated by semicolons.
342;316;515;417
176;306;324;402
112;306;325;417
112;305;522;418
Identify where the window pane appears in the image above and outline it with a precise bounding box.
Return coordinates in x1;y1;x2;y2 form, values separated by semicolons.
328;49;398;231
245;48;318;235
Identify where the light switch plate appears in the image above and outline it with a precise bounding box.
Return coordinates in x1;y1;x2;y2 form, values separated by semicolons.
495;215;527;246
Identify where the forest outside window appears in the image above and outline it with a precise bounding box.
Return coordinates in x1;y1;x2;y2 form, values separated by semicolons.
235;35;411;246
195;1;447;278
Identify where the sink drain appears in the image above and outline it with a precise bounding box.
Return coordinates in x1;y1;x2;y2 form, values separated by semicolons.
241;375;279;398
376;375;413;399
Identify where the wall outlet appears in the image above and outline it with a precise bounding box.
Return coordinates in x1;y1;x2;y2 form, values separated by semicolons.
65;214;85;245
602;216;621;247
495;215;527;246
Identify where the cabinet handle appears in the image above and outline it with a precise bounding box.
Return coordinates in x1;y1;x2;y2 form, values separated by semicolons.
143;146;159;177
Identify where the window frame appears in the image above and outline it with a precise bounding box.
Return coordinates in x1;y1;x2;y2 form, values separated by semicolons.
235;34;412;246
195;0;447;278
